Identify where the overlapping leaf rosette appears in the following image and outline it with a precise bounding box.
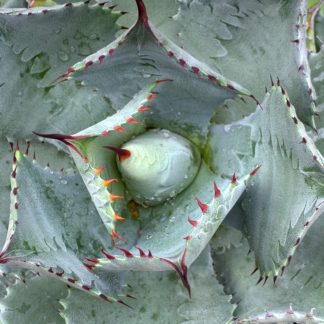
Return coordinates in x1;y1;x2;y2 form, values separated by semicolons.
0;0;324;322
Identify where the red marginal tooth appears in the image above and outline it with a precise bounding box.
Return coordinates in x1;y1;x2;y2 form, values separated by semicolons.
99;294;112;302
213;181;221;198
100;247;115;260
227;83;235;91
14;203;19;210
56;270;64;277
102;178;117;187
67;278;76;283
138;105;150;111
250;165;261;176
117;299;133;309
231;173;237;184
184;235;191;241
147;92;157;100
85;60;93;68
82;284;91;291
114;125;126;133
195;197;208;213
109;194;124;202
111;229;126;243
98;55;105;64
147;250;153;258
300;137;307;144
191;66;200;74
136;246;146;257
83;263;95;271
104;146;131;161
179;59;186;67
102;130;110;136
113;213;126;221
94;166;104;175
116;246;133;258
188;217;198;227
208;74;217;82
13;187;19;195
126;117;140;124
273;275;278;284
109;48;115;55
85;257;99;264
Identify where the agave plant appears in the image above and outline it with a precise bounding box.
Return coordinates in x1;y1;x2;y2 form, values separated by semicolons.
0;0;323;323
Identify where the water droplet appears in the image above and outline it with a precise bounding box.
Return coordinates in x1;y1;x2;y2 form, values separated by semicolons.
146;234;152;240
60;179;68;185
143;73;151;79
169;190;176;197
89;33;98;40
169;216;175;223
58;50;69;62
78;42;91;56
55;28;61;34
70;46;76;53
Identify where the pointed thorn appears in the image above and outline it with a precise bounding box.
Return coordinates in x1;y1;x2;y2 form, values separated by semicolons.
94;166;104;175
114;125;126;133
195;197;208;213
250;165;261;176
25;141;31;155
262;276;268;286
147;250;153;258
83;263;95;271
109;194;124;202
270;75;274;86
135;0;149;27
287;255;292;266
126;294;136;300
100;247;116;260
156;79;172;84
99;294;111;302
136;246;146;257
85;257;99;264
117;299;134;309
138;105;151;111
102;178;118;187
113;213;126;221
104;146;131;161
250;267;258;276
101;130;110;136
299;137;307;144
82;284;91;291
231;173;237;184
111;229;126;243
188;217;198;227
213;181;221;198
256;276;263;285
116;246;134;258
126;117;140;124
281;266;285;276
273;275;278;284
294;237;301;246
147;92;158;100
291;39;300;44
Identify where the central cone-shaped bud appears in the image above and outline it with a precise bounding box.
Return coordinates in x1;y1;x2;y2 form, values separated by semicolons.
117;129;201;206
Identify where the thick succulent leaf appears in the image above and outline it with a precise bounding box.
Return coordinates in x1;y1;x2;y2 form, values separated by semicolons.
0;138;74;249
310;46;324;115
60;248;234;324
212;221;324;322
0;275;67;324
160;0;316;126
207;85;324;277
0;3;123;85
0;3;120;138
63;1;255;144
0;151;128;304
36;80;259;293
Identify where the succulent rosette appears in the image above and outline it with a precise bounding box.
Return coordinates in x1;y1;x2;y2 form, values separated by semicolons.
0;0;323;323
